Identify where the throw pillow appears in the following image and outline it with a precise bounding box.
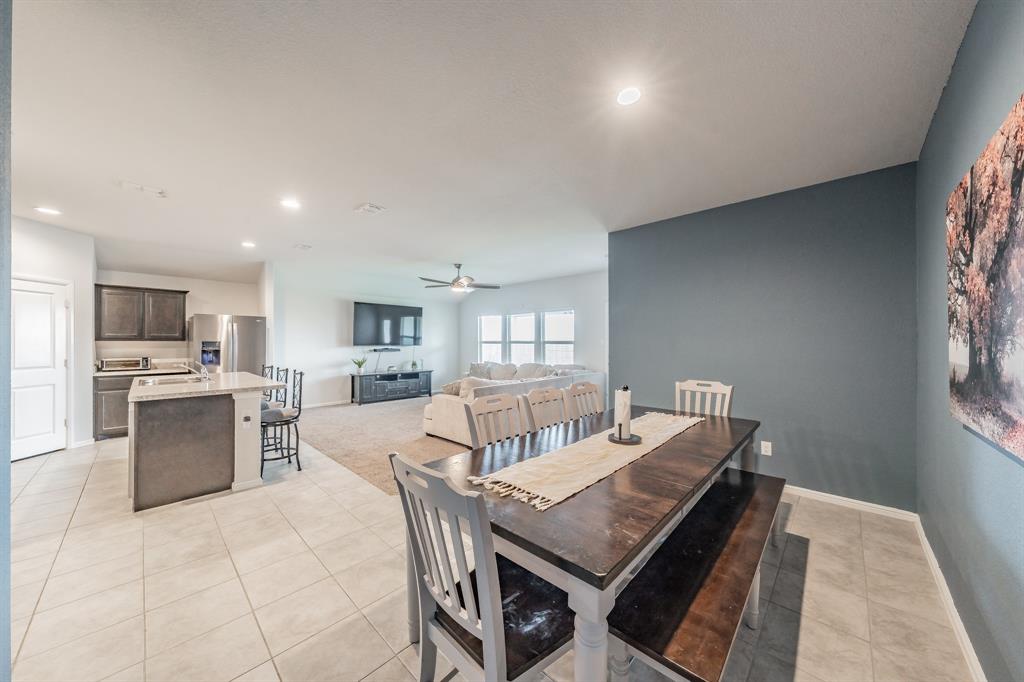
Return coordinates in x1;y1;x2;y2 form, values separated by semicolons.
441;379;462;395
458;376;500;399
515;363;554;379
468;362;492;378
489;363;517;380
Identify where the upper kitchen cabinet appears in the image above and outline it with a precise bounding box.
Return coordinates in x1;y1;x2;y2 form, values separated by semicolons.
95;285;188;341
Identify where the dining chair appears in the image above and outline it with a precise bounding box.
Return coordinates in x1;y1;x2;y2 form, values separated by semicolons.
520;387;568;431
465;394;524;449
675;379;733;417
389;453;574;682
273;366;289;406
261;364;275;402
562;381;603;419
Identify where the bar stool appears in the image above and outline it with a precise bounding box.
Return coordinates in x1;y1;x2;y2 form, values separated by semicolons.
261;371;304;475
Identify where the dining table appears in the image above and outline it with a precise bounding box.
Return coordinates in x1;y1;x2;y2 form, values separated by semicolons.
406;404;760;682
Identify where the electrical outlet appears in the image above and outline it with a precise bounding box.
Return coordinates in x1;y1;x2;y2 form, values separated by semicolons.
761;441;773;456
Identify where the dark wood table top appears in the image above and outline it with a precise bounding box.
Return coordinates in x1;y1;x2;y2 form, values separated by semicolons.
426;406;759;590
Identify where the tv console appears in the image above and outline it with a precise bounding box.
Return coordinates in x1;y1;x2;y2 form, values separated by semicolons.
352;369;433;405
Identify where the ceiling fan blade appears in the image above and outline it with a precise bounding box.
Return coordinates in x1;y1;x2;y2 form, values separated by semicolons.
424;284;450;288
418;277;451;285
467;283;501;289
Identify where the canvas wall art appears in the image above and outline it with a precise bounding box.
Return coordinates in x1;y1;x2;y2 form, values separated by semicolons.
947;92;1024;459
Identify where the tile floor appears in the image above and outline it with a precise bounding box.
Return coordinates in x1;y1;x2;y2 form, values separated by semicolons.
9;438;973;682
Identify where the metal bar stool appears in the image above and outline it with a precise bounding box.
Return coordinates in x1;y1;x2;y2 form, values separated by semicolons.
261;370;304;475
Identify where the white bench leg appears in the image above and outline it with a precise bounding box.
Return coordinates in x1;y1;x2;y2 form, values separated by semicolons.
745;564;761;630
609;639;631;682
407;534;420;644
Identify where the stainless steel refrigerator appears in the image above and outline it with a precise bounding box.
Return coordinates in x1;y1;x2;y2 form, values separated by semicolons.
187;314;267;375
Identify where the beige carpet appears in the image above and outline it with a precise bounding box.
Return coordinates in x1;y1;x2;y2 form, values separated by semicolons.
299;397;467;494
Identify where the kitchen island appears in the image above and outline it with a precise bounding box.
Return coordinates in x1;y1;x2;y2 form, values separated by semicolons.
127;371;284;511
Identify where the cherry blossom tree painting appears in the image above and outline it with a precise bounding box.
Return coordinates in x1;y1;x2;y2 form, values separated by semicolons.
948;92;1024;459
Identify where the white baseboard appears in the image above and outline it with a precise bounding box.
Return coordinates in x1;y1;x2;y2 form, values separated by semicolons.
784;485;986;682
231;478;263;493
304;400;351;409
71;438;95;448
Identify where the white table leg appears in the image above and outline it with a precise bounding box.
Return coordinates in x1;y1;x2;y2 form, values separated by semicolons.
609;637;631;682
745;563;761;630
407;534;419;644
567;576;615;682
741;433;758;472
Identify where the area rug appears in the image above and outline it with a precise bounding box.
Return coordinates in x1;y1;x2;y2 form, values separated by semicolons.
299;397;466;494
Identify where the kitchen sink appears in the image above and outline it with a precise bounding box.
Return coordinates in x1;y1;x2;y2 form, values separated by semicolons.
138;376;209;386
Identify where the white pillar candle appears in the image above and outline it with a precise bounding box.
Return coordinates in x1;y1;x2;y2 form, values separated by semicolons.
614;387;632;439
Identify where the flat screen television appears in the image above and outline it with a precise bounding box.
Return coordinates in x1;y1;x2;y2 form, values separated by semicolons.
353;302;423;346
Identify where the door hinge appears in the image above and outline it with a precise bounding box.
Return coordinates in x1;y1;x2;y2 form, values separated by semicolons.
64;299;71;309
64;359;68;368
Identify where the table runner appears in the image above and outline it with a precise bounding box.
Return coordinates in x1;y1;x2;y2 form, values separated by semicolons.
467;412;704;510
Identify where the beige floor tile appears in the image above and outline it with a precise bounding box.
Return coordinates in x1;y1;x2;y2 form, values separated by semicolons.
11;580;46;621
139;498;212;526
313;530;391;573
146;613;271;682
144;527;225;575
368;516;408;549
14;486;82;509
20;580;143;658
397;644;460;682
13;615;144;682
101;662;144;681
232;660;281;682
143;509;219;548
781;533;867;597
212;491;278;526
145;551;237;609
335;550;407;607
756;602;872;682
335;484;390;510
287;507;365;548
860;511;920;546
362;588;413;654
868;600;970;680
221;511;307;572
145;578;251;655
11;495;79;522
51;527;142;576
11;552;56;589
11;513;73;542
745;651;826;682
11;531;63;565
11;616;30;657
240;550;330;608
255;577;358;654
362;656;415;682
770;568;870;639
349;497;404;526
62;516;142;546
274;613;394;682
38;550;142;612
786;498;861;543
866;565;949;625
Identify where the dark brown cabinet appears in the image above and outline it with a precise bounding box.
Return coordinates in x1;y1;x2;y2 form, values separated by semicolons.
95;285;187;341
352;370;433;405
93;376;133;438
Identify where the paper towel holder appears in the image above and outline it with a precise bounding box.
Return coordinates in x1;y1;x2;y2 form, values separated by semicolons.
608;422;642;445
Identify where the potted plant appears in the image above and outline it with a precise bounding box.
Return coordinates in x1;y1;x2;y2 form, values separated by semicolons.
352;357;368;375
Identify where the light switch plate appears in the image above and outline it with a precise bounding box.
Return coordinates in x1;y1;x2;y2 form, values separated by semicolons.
761;441;772;456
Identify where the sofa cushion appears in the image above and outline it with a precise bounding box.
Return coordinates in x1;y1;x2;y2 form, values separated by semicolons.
458;376;511;400
515;363;553;379
441;379;462;395
468;361;496;378
489;363;517;380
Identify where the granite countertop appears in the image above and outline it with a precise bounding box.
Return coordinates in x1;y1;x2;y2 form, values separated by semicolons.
128;371;285;403
94;367;192;378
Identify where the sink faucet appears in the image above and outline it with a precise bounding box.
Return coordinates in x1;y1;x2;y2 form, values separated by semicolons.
180;360;210;381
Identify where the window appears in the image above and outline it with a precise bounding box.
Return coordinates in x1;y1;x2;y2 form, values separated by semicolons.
478;315;503;362
508;313;536;364
543;310;575;364
477;310;575;365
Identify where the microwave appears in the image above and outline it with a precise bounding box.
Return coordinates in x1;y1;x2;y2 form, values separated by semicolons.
98;357;151;372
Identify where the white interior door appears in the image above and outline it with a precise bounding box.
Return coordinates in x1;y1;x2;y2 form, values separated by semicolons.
11;279;69;460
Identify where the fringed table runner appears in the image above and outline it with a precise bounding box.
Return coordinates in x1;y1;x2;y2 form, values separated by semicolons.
467;412;704;510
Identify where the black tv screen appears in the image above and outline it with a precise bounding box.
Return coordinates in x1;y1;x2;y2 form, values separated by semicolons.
353;302;423;346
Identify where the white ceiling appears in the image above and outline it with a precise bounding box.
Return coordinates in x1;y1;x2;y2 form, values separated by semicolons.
11;0;974;294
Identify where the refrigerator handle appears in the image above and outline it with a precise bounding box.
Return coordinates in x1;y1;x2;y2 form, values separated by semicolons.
232;323;238;372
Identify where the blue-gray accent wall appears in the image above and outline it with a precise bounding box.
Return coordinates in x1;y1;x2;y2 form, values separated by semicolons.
915;1;1024;679
609;163;918;510
1;0;13;678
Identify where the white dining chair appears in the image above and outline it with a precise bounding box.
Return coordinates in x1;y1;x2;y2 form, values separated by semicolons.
465;394;524;449
520;387;569;431
389;453;574;682
562;381;603;419
674;379;733;417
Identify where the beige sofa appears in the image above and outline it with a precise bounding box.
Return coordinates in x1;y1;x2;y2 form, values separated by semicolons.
422;363;606;446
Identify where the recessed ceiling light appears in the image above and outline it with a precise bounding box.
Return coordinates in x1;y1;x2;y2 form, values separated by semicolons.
354;202;386;215
280;197;301;210
292;243;313;251
34;206;62;215
617;87;642;106
241;241;256;249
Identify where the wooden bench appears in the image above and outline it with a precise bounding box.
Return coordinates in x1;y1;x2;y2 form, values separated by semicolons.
608;467;786;682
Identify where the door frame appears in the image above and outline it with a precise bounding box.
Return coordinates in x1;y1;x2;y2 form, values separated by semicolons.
11;273;76;455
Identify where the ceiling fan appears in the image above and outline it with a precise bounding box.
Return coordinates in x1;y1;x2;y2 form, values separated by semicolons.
419;263;501;292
